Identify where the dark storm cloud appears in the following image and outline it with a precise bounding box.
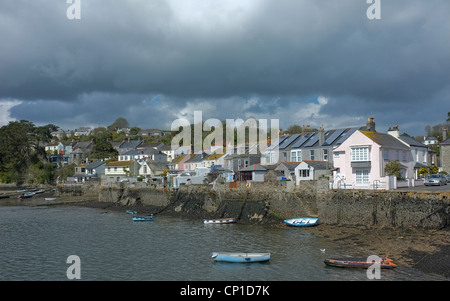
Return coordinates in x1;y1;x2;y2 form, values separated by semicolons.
1;0;449;135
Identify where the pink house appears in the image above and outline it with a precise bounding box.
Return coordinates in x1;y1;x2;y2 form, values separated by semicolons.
332;130;413;189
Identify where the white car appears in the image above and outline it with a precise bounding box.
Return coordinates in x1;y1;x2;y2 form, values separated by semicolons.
424;174;447;186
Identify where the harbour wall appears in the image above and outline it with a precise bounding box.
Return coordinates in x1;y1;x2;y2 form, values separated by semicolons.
56;180;450;229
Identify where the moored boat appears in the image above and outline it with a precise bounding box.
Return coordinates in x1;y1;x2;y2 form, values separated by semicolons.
203;218;237;224
324;257;397;269
284;217;319;227
132;216;154;222
126;209;138;214
211;252;271;263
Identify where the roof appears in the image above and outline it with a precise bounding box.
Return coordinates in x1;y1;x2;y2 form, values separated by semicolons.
239;163;278;172
119;140;143;149
299;160;331;170
85;160;106;169
106;160;135;167
441;137;450;145
398;134;427;148
272;127;358;150
171;154;190;164
360;131;410;150
276;162;301;170
204;153;225;160
121;148;162;156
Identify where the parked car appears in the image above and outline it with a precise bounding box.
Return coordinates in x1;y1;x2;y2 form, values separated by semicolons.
445;174;450;183
424;174;447;186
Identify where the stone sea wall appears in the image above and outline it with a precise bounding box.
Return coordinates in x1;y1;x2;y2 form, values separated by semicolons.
55;180;450;229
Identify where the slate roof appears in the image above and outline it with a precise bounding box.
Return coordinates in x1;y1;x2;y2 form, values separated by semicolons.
239;163;278;172
85;160;106;169
398;134;427;148
441;137;450;145
360;131;410;150
300;160;330;170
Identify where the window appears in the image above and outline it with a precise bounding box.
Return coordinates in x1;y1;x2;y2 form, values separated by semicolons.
356;169;369;184
383;149;389;160
402;151;406;161
310;150;315;160
351;147;369;161
299;169;309;178
323;149;328;161
291;150;302;162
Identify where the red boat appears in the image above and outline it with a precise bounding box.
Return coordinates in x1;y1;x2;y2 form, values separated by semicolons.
324;257;397;269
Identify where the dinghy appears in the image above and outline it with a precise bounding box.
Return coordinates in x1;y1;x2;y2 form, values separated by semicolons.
211;252;270;263
203;218;236;224
132;216;154;222
324;257;397;269
284;217;319;227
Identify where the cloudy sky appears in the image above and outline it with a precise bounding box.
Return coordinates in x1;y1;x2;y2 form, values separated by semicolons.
1;0;449;136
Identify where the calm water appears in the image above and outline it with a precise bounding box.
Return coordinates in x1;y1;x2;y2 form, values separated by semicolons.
0;205;447;281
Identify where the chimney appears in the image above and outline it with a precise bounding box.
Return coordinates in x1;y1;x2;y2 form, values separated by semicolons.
387;125;399;138
366;117;376;132
318;124;325;146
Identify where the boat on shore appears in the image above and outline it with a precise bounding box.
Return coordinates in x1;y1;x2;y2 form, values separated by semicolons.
211;252;271;263
324;257;397;269
284;217;319;227
18;192;35;200
126;209;138;214
45;198;57;201
203;218;237;224
0;195;10;199
132;216;154;222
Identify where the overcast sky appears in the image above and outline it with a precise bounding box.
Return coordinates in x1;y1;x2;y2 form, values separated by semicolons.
1;0;449;137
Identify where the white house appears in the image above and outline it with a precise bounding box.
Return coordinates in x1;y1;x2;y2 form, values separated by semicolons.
294;160;330;186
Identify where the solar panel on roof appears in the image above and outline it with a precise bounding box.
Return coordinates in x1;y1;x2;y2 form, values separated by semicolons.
304;133;318;147
291;132;314;148
278;134;301;149
266;135;288;151
323;128;346;146
335;127;358;145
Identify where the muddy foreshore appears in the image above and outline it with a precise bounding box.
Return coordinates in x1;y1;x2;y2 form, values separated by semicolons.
50;197;450;280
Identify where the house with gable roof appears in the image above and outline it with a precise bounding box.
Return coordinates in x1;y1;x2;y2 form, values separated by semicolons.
332;129;413;189
387;125;430;179
294;160;330;185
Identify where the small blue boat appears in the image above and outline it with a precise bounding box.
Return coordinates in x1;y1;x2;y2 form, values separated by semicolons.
284;217;319;227
132;216;154;222
211;252;271;263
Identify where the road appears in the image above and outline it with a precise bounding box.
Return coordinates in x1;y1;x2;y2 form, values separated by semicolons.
398;183;450;192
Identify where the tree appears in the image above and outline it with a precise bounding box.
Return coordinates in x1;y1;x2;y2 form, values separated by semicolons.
109;117;129;130
385;160;402;179
89;140;118;160
0;120;50;184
